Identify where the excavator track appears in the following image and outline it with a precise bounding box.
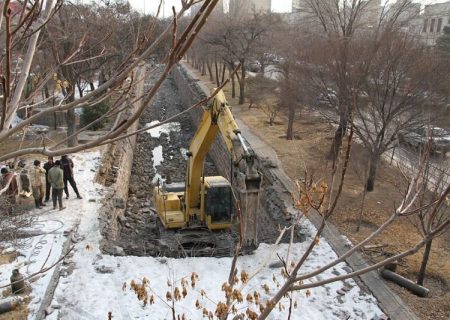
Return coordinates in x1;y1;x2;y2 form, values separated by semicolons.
154;219;237;257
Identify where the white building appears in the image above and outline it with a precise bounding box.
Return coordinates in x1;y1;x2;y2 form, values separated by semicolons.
359;0;382;27
420;1;450;46
291;0;304;13
229;0;271;16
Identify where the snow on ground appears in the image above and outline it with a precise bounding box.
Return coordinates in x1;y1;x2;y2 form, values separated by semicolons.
146;120;181;139
1;152;384;320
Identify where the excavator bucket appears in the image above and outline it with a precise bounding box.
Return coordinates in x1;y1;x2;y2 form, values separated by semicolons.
235;172;262;253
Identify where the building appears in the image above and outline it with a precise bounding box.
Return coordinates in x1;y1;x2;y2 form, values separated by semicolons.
190;0;224;17
292;0;304;13
229;0;271;16
359;0;382;27
420;1;450;46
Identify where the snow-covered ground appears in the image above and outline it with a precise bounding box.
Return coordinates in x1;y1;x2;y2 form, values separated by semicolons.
0;152;384;320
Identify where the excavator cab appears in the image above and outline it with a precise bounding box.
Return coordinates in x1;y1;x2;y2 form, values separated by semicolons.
202;176;233;230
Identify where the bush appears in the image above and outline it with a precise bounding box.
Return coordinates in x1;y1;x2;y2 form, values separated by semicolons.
80;100;110;130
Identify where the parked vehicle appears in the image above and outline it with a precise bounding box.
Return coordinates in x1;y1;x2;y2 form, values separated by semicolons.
247;61;262;73
317;88;338;107
398;126;450;154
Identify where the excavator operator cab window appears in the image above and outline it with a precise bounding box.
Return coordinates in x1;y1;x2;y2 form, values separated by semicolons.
205;186;233;223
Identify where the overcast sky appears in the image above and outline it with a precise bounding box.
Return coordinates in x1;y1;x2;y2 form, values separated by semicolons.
128;0;291;16
128;0;449;17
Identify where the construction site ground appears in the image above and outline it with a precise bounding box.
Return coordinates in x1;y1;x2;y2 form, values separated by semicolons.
107;66;303;258
187;63;450;320
0;63;448;319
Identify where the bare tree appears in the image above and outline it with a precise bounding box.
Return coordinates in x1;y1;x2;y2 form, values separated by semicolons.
41;1;148;146
296;0;426;163
407;149;450;286
245;75;279;125
286;1;447;191
199;8;279;104
351;31;443;191
0;187;30;248
297;0;372;161
0;0;222;163
275;22;313;140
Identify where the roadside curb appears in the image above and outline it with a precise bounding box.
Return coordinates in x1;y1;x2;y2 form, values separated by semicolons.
35;220;79;320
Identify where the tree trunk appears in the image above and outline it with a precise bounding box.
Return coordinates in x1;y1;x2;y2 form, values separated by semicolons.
66;106;77;146
238;60;245;105
206;61;213;82
61;64;77;147
99;71;107;86
366;153;380;192
214;59;220;87
356;185;368;232
221;63;226;84
417;239;432;286
230;67;236;98
89;81;95;91
381;269;429;297
201;60;206;76
77;82;83;98
327;115;348;162
286;105;295;140
44;85;50;99
53;112;57;130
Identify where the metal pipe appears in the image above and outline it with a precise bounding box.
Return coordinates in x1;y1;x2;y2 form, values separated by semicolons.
236;133;250;157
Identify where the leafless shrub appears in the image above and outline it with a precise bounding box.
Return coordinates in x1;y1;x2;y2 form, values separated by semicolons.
0;197;32;248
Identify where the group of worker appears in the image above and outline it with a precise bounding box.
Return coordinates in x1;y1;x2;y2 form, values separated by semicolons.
0;155;82;211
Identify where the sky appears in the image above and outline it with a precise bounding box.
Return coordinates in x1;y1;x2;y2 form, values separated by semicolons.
128;0;292;17
127;0;449;17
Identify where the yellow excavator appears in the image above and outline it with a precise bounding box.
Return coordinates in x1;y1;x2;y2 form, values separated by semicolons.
153;89;262;250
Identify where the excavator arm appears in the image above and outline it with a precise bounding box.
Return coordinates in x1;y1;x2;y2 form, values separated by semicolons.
185;89;262;250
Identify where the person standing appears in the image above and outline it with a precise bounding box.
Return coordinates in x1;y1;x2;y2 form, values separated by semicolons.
48;160;65;211
43;156;54;202
0;167;18;205
60;155;82;199
30;160;46;209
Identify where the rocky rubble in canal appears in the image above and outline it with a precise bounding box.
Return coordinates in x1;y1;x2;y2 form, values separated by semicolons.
103;69;308;257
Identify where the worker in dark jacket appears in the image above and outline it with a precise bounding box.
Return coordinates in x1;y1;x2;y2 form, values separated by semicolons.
43;156;54;202
60;155;82;199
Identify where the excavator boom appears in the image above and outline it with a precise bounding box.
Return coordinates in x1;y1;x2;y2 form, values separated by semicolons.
153;89;262;252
